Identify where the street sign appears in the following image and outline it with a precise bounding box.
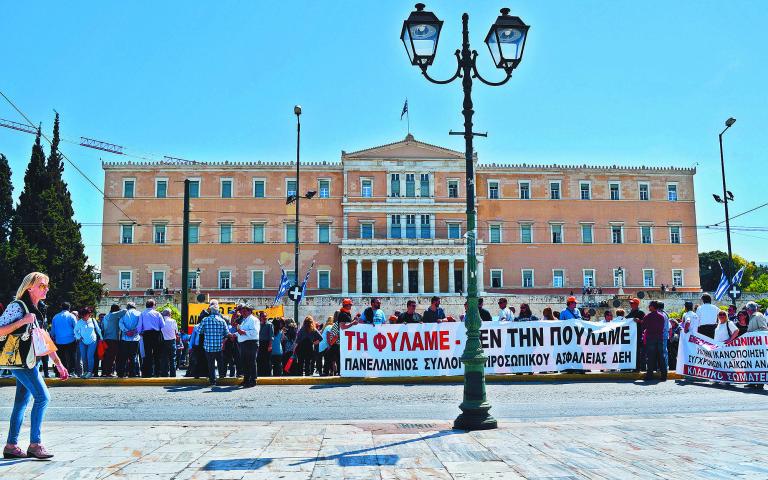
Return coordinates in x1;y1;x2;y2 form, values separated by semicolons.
288;284;303;302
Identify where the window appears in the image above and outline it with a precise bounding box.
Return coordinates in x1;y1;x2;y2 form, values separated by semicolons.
188;180;200;198
221;179;232;198
390;215;401;239
488;181;500;199
361;179;372;198
285;223;296;243
448;180;459;198
360;222;374;239
252;270;264;289
188;274;198;290
286;180;297;197
155;179;167;198
611;225;623;244
667;183;678;201
639;182;650;201
252;223;265;243
152;271;165;291
119;271;132;290
123;179;135;198
489;224;501;244
643;269;655;287
220;224;232;244
318;179;330;198
609;182;621;200
550;181;561;200
641;225;653;244
519;181;530;200
672;269;684;287
522;269;534;288
520;224;532;244
447;223;461;239
318;270;330;289
405;174;416;197
390;174;400;197
490;269;503;288
420;214;431;239
583;269;595;287
613;269;625;288
581;224;593;244
553;269;564;288
420;174;430;197
318;224;330;243
153;224;166;244
219;271;231;289
406;215;417;239
188;224;199;244
551;224;563;244
670;226;681;244
580;182;591;200
253;179;265;198
120;224;133;244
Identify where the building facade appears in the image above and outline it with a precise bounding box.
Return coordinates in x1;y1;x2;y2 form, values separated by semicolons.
101;135;700;297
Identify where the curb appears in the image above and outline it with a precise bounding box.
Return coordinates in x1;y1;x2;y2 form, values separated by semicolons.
0;372;684;387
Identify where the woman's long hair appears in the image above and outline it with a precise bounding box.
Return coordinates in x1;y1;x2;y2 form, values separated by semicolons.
15;272;49;301
302;316;316;333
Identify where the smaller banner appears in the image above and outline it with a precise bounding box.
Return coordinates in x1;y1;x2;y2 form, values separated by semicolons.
676;330;768;384
187;303;284;332
341;320;636;377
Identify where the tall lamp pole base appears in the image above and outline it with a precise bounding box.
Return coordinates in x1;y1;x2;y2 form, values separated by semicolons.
453;356;497;431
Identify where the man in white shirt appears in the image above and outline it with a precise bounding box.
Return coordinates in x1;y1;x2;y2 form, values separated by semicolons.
160;308;178;377
695;294;720;338
235;305;259;388
682;301;699;334
497;298;515;322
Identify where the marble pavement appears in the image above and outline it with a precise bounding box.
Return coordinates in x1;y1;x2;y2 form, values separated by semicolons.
1;410;767;479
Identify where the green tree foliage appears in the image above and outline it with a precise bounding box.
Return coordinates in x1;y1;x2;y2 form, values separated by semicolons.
746;274;768;294
0;153;15;301
699;251;762;292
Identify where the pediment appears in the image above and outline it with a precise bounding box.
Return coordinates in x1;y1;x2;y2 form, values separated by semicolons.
342;135;465;161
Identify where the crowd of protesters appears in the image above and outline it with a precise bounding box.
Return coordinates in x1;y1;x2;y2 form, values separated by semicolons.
3;292;766;388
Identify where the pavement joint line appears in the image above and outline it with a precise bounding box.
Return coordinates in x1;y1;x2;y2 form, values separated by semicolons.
0;371;684;387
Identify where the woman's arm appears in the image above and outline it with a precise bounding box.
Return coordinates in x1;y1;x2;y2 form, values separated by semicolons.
0;315;35;336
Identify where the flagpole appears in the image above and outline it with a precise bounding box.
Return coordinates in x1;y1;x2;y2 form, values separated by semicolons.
407;102;410;135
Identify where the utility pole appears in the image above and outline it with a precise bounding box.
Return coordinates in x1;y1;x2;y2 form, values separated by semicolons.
181;179;190;334
293;105;302;325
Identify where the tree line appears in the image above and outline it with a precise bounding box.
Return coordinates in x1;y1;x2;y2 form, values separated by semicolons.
0;114;102;308
699;251;768;294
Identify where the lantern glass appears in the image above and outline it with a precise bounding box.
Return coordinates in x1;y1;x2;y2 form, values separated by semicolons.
401;4;443;66
485;9;529;70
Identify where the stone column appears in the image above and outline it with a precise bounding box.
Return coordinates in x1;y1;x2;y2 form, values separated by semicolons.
477;257;485;294
417;259;425;295
402;259;409;293
387;260;394;293
448;259;456;294
341;257;349;295
355;258;363;294
433;259;440;294
371;259;378;294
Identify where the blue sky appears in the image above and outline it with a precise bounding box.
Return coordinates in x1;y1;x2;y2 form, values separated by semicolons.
1;1;766;268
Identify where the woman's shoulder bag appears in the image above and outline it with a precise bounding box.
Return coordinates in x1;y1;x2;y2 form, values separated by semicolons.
0;300;38;369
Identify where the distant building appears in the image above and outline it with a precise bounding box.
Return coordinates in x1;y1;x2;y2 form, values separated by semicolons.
101;135;700;297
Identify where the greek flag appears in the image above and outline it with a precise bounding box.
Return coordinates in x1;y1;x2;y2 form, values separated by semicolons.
714;263;729;301
731;266;745;289
400;98;408;120
273;267;291;305
299;261;315;303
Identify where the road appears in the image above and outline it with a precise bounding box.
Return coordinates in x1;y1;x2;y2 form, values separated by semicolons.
2;379;766;422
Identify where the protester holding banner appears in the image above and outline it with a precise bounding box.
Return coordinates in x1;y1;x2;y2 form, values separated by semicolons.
514;303;539;322
735;310;750;336
746;302;768;333
396;300;422;324
642;301;667;381
559;297;582;320
422;297;447;323
626;298;645;372
362;298;387;325
713;311;739;343
695;294;720;338
477;298;493;322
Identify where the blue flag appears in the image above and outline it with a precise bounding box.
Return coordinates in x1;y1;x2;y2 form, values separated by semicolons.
731;266;745;288
400;98;408;120
299;261;315;304
714;262;729;301
273;267;291;305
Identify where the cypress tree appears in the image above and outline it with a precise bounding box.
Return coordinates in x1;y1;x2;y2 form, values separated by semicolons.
0;153;15;301
39;114;102;307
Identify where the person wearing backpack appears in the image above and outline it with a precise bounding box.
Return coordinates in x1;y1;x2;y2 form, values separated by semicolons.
73;307;102;379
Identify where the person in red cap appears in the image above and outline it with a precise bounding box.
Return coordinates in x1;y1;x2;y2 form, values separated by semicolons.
559;296;581;320
625;298;646;372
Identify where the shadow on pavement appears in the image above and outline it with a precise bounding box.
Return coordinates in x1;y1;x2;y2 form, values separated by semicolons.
674;379;767;395
164;385;208;393
309;384;352;390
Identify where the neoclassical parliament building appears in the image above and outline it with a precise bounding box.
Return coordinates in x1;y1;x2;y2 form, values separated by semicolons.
101;135;700;298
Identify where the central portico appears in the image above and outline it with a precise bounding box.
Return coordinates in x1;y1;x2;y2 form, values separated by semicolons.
340;241;485;295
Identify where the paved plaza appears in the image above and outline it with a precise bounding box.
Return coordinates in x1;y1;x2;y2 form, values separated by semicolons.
0;410;766;479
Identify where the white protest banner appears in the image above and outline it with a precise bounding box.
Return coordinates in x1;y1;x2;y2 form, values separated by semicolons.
676;330;768;384
341;319;636;377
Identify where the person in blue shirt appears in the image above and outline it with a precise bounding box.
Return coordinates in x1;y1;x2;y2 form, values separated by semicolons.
50;302;77;375
560;297;582;320
100;304;125;377
116;303;141;378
